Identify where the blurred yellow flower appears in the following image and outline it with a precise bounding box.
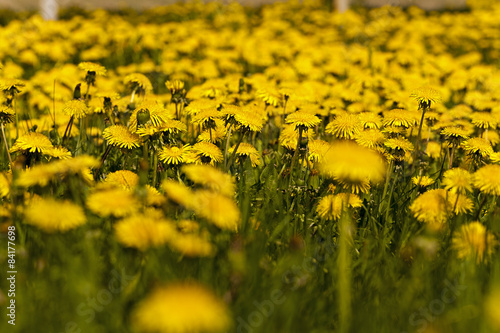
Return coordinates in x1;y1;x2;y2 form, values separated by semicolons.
132;283;231;333
452;221;496;263
316;193;362;220
24;198;86;233
473;164;500;196
182;164;235;196
115;214;175;250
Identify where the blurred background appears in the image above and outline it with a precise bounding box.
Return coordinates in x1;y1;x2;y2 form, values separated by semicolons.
0;0;469;11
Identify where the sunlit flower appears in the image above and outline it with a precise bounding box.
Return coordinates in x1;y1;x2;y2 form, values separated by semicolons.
355;129;385;149
63;100;89;119
192;190;240;231
182;164;235;196
384;137;414;161
473;164;500;196
103;125;141;149
24;198;86;233
169;234;215;257
286;111;321;130
318;141;386;193
410;86;442;109
410;189;450;230
86;187;139;217
462;137;493;158
162;180;195;209
105;170;139;189
442;168;472;194
452;222;496;263
383;109;417;128
78;62;107;76
159;145;192;165
325;113;362;140
192;142;223;165
0;172;10;198
316;193;362;220
0;106;15;123
115;213;175;250
448;192;474;215
131;283;231;333
229;142;261;167
308;139;330;163
124;73;153;92
412;175;434;187
10;132;53;154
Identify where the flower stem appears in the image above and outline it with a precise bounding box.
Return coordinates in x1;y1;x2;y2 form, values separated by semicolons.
62;115;75;145
288;126;303;187
224;123;233;171
1;123;12;166
226;130;246;171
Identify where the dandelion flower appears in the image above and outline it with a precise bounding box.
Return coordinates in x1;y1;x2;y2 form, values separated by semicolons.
125;73;153;92
384;137;414;161
183;164;235;197
159;145;192;165
308;139;330;163
442;168;472;193
169;234;215;257
0;78;24;94
86;187;139;217
234;108;264;132
166;80;185;94
471;112;498;129
473;164;500;196
192;142;223;165
412;175;434;187
24;198;86;233
286;111;321;130
131;283;231;333
103;125;141;149
448;193;474;215
0;172;11;198
383;109;418;128
115;214;175;250
325;113;362;140
10;132;53;154
0;106;15;123
44;146;72;160
318;141;386;193
410;86;442;109
191;107;221;128
355;129;385;149
316;193;362;220
229;143;261;167
452;222;496;263
162;180;195;209
462;137;493;158
105;170;139;190
409;189;450;230
63;100;89;119
192;190;240;231
359;112;382;129
441;127;470;142
78;62;107;76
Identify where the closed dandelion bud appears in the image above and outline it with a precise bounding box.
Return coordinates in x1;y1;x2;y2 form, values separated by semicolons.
136;109;151;128
73;83;81;100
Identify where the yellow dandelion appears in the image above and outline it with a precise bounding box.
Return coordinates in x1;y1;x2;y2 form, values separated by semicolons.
192;142;223;165
383;109;418;128
318;141;386;194
165;80;185;94
316;193;362;220
410;86;442;109
145;186;166;206
162;180;195;209
131;283;231;333
183;164;235;197
103;125;141;149
192;190;240;231
176;220;200;233
286;111;321;130
462;137;493;158
359;112;382;129
471;112;498;129
448;193;474;215
473;164;500;196
16;164;58;188
0;78;24;93
86;187;139;218
124;73;153;92
384;137;414;161
105;170;139;190
325;113;362;140
10;132;53;154
191;107;221;128
229;143;261;167
78;62;107;76
24;198;86;233
159;145;192;165
308;139;330;163
169;234;215;257
442;168;472;193
412;175;434;187
441;126;470;143
115;214;175;250
234;108;265;132
409;189;450;230
0;106;15;123
63;100;89;119
279;124;314;150
452;222;496;263
257;86;281;106
355;129;385;149
491;152;500;164
44;146;72;160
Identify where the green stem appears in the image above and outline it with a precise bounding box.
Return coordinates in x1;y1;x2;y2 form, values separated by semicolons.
1;122;12;167
226;130;246;171
338;205;352;333
288;127;303;187
224;123;234;171
448;143;456;169
62;115;75;145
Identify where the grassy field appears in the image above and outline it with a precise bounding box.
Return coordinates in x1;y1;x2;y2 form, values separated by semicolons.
0;1;500;333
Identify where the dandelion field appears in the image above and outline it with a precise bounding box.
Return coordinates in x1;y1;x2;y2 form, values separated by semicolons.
1;1;500;332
